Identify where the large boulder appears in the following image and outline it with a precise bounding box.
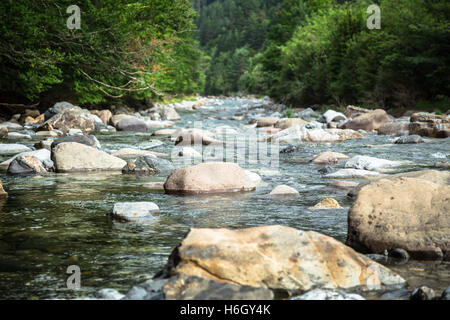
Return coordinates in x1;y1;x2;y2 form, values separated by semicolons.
409;113;450;138
156;225;406;294
42;108;95;134
164;162;256;194
346;170;450;260
52;142;127;172
341;109;391;131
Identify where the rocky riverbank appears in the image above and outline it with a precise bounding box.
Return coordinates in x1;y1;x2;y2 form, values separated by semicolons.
0;96;448;300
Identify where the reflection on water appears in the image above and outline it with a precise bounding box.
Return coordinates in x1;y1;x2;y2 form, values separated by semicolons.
0;98;449;299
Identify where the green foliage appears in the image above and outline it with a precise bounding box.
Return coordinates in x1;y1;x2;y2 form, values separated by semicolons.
197;0;449;109
0;0;206;104
261;0;450;108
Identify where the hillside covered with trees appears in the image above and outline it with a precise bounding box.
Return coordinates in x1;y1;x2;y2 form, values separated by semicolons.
195;0;450;110
0;0;448;111
0;0;206;110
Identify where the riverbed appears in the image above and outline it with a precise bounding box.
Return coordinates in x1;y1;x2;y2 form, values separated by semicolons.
0;97;448;299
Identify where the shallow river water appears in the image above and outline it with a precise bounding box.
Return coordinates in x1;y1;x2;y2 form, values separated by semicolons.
0;98;448;299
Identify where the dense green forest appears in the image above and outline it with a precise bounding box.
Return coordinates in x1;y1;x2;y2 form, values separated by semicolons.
195;0;450;110
0;0;206;108
0;0;449;110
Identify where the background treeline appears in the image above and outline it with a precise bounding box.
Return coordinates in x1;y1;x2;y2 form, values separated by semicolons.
194;0;450;110
0;0;207;109
1;0;449;111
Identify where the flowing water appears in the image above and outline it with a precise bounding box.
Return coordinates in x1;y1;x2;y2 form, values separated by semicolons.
0;98;449;299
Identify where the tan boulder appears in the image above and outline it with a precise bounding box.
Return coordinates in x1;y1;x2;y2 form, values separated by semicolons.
52;142;127;173
310;152;349;165
341;109;391;131
164;162;256;194
158;225;406;293
347;171;450;260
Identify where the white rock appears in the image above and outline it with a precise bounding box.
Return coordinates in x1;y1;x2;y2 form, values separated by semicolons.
68;129;83;136
325;169;382;178
244;170;263;186
323;110;347;124
109;202;160;221
345;156;403;171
